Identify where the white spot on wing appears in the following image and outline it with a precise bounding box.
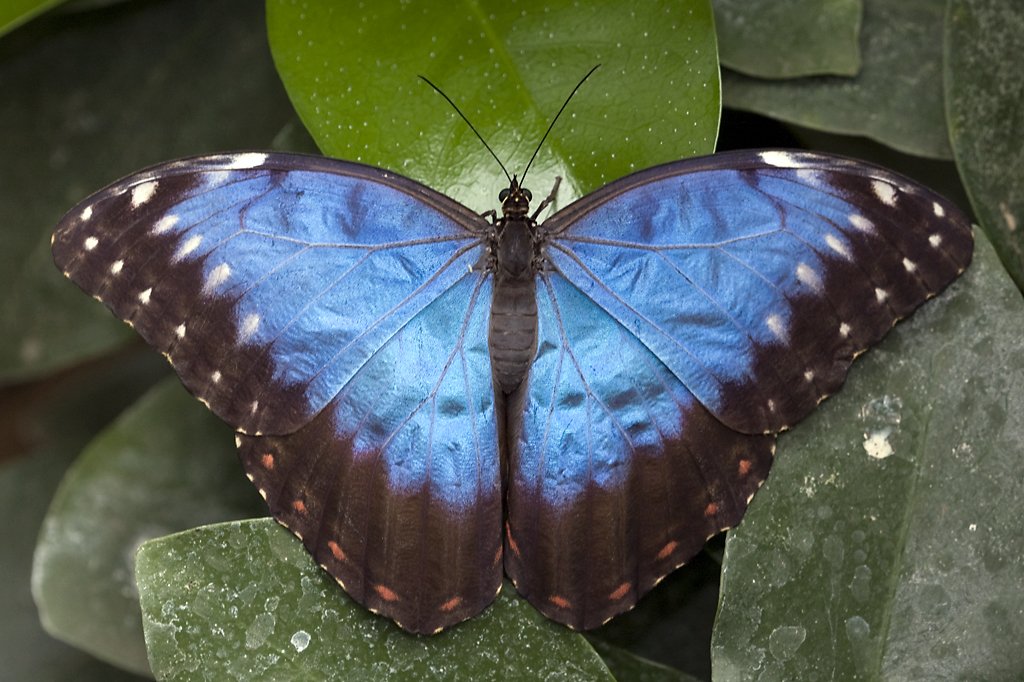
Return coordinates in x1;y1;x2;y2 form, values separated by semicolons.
80;206;93;221
211;370;222;383
839;322;852;338
225;152;269;169
875;288;889;303
204;263;231;292
849;214;873;233
804;370;815;382
826;234;852;260
110;260;124;275
872;180;897;206
131;180;158;207
250;400;259;415
933;201;945;217
175;235;202;260
796;168;821;185
929;234;943;248
239;313;260;341
138;288;152;304
152;214;180;234
902;258;917;272
84;236;98;251
759;151;797;167
766;313;787;341
796;262;823;293
175;323;186;339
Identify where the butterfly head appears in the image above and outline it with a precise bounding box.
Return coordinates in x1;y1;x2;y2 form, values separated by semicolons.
499;177;533;218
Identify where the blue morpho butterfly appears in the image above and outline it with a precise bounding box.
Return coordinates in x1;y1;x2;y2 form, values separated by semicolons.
52;69;973;635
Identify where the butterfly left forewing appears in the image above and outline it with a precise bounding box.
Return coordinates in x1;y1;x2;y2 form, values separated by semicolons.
52;152;487;436
504;272;775;629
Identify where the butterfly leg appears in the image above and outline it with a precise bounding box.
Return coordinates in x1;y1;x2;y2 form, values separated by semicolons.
530;176;562;221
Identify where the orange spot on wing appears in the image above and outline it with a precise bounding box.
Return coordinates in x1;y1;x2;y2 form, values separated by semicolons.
657;540;678;560
548;594;571;609
608;582;631;601
738;459;752;476
373;584;399;602
327;540;346;562
505;521;521;558
292;499;307;514
704;502;718;517
261;453;275;470
493;546;502;565
440;596;462;612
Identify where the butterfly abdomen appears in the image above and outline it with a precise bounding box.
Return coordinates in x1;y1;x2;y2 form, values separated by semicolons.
489;215;539;393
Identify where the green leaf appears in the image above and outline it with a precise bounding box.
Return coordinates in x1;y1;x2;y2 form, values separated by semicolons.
0;351;165;680
0;0;63;37
722;0;952;159
0;0;299;383
137;519;614;681
588;637;703;682
267;0;720;210
713;0;862;78
32;378;264;675
946;0;1024;290
711;230;1024;679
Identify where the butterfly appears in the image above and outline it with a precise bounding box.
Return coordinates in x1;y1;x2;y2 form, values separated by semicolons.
52;115;972;634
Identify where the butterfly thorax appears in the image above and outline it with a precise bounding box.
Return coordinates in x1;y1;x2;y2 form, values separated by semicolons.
488;180;540;394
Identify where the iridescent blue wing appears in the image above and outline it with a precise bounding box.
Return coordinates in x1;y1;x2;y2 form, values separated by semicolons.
542;150;973;435
506;150;972;629
52;153;501;633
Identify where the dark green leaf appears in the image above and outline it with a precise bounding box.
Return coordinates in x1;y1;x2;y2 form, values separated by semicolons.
267;0;720;210
946;0;1024;290
0;0;299;383
722;0;952;159
0;0;63;37
712;231;1024;679
0;351;165;680
32;378;264;675
137;519;613;681
588;637;702;682
713;0;862;78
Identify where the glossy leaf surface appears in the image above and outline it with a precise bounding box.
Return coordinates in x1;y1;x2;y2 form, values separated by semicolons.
137;519;614;681
722;0;952;159
712;231;1024;680
713;0;862;78
946;0;1024;289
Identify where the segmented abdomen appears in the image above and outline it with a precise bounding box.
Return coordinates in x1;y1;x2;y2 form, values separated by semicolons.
489;276;538;393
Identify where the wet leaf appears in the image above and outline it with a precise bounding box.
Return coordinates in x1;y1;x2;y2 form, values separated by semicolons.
137;520;614;681
712;231;1024;680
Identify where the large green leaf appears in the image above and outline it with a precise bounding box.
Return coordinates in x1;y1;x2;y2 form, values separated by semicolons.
137;519;614;681
0;351;165;680
713;0;862;78
711;230;1024;679
722;0;952;159
32;378;264;675
946;0;1024;290
0;0;298;383
267;0;720;211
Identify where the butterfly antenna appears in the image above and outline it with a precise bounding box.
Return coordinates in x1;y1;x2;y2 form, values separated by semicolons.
520;64;601;187
419;75;513;186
